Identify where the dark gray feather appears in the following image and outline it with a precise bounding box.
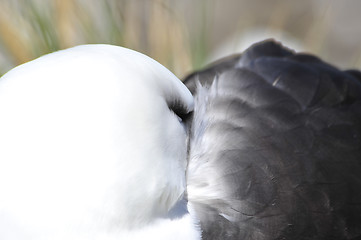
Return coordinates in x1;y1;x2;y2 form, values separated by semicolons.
185;39;361;240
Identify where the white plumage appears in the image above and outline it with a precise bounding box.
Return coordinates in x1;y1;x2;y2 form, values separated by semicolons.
0;45;200;240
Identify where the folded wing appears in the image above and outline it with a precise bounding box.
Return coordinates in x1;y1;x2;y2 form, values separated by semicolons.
185;40;361;240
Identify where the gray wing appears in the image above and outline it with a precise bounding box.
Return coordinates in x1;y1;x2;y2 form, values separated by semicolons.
184;40;361;240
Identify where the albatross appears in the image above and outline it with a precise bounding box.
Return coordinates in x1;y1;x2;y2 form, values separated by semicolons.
0;40;360;240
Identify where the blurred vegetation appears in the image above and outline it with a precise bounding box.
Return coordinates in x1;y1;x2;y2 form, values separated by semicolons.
0;0;360;77
0;0;196;77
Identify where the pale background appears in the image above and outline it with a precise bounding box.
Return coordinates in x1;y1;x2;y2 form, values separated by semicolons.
0;0;360;77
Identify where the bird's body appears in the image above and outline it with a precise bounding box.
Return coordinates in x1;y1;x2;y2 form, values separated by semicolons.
0;40;360;240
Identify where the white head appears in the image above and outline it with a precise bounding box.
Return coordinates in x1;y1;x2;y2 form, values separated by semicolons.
0;45;196;239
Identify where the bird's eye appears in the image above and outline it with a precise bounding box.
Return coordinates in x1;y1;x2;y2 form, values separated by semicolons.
174;110;191;123
168;100;192;123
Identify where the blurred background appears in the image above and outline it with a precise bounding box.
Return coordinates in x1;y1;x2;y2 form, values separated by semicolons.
0;0;360;77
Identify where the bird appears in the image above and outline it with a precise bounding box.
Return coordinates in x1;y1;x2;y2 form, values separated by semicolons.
0;40;360;240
